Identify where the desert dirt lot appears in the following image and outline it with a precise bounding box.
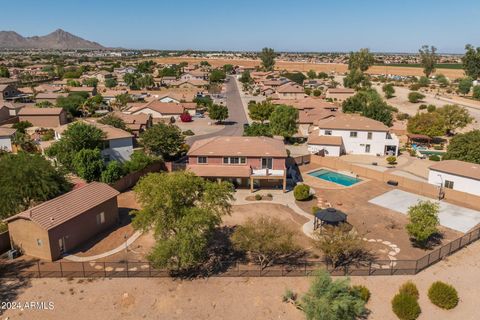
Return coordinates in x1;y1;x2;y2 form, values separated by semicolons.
154;57;466;79
2;239;480;320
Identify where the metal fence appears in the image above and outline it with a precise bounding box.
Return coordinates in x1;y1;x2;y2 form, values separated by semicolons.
2;228;479;279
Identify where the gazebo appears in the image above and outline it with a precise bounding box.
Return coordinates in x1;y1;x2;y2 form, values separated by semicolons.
314;208;347;230
407;134;432;146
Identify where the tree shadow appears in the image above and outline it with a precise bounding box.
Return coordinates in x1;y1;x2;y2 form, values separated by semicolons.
410;232;444;250
0;259;36;315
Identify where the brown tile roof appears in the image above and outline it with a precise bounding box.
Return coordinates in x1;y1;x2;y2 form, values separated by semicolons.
18;107;64;116
316;115;389;132
429;160;480;180
35;92;67;100
188;136;287;157
307;132;343;146
129;101;185;115
272;98;337;110
56;120;133;140
111;111;150;125
276;83;305;94
67;86;95;92
187;164;252;178
5;182;119;230
171;79;208;87
0;127;16;136
298;109;337;124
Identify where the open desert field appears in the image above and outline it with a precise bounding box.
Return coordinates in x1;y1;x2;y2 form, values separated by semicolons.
154;57;466;79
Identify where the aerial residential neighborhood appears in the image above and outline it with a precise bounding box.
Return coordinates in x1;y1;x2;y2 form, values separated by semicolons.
1;1;480;319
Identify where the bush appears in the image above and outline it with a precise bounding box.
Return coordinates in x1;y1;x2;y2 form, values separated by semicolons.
429;155;441;161
255;194;262;201
406;201;440;247
294;184;311;201
182;129;195;136
409;83;422;91
180;112;192;122
392;292;421;320
311;205;320;215
418;104;427;110
428;281;459;310
386;156;397;165
427;105;436;112
282;289;297;303
408;92;425;103
399;281;419;299
397;113;410;121
351;285;371;303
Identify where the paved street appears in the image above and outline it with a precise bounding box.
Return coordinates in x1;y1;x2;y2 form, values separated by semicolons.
187;76;248;145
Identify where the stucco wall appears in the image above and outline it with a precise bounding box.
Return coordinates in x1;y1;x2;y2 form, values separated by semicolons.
428;170;480;196
8;219;52;261
189;156;286;170
307;144;341;157
102;137;134;162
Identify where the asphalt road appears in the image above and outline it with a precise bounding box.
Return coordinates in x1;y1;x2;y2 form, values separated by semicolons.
187;76;248;145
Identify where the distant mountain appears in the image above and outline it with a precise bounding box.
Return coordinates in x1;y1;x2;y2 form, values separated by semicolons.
0;29;105;49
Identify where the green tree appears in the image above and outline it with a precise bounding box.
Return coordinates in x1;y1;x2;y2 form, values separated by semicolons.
66;79;81;87
200;60;211;67
46;122;105;171
342;89;394;126
419;45;437;77
407;112;445;137
406;201;440;247
231;216;302;269
418;76;430;87
12;132;37;153
209;69;226;83
132;171;234;270
318;72;329;79
343;68;370;89
137;60;156;73
82;94;104;115
239;70;253;85
0;153;71;219
100;160;124;183
82;77;99;87
348;48;374;72
223;64;234;74
408;91;425;103
436;104;473;134
98;114;128;130
243;123;272;137
73;148;104;182
248;101;275;123
307;69;317;79
112;93;133;111
382;83;395;99
56;93;88;118
104;78;118;88
473;85;480;100
301;271;366;320
123;151;157;173
12;121;33;134
458;77;473;95
443;130;480;164
283;72;306;85
35;100;54;108
208;104;229;123
462;44;480;79
259;47;276;71
0;65;10;78
140;123;185;160
269;104;298;137
436;74;449;87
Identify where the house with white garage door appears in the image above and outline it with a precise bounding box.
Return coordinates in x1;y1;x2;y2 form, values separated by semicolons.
307;115;399;156
428;160;480;196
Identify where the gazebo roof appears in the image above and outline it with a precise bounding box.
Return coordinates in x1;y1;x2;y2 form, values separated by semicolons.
407;134;432;141
315;208;347;224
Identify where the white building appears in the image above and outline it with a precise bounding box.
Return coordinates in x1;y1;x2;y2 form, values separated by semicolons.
0;127;16;152
307;115;399;156
428;160;480;196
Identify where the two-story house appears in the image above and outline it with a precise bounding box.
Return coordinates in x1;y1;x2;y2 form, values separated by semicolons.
275;83;307;100
187;136;288;192
307;115;399;156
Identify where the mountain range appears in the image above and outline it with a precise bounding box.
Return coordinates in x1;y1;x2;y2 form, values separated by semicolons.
0;29;105;49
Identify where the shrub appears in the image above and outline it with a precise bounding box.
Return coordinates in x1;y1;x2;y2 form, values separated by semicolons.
409;83;422;91
386;156;397;165
392;292;421;320
427;105;436;113
255;194;262;201
313;89;321;97
180;112;192;122
311;205;320;215
294;184;310;201
266;193;273;198
429;155;441;161
351;285;371;303
406;201;440;247
418;104;427;110
282;289;297;303
408;92;425;103
182;129;195;136
397;113;410;121
428;281;459;310
399;281;419;300
433;145;443;150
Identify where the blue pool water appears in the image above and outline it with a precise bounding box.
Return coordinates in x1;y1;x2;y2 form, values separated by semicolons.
308;169;362;186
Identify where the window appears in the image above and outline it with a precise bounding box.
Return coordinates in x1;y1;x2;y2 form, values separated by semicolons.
444;180;454;189
367;132;373;140
261;158;273;169
197;156;207;164
350;131;358;138
36;239;43;246
96;212;105;225
223;157;229;164
324;130;332;136
223;157;246;164
365;144;371;153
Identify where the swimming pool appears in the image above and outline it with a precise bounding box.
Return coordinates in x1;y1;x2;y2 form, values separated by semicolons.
308;169;362;186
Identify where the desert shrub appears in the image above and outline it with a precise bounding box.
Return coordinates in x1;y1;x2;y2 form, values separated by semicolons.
428;281;459;310
255;194;262;201
386;156;397;165
397;113;410;121
282;289;297;303
311;205;320;215
418;104;427;110
399;281;419;299
41;129;55;141
182;129;195;136
427;105;436;112
409;83;422;91
266;193;273;198
351;285;371;303
429;155;441;161
409;149;417;157
392;292;421;320
313;89;321;97
294;184;311;201
408;92;425;103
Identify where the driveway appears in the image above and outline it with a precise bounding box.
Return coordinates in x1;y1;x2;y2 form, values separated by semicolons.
187;76;248;145
369;189;480;233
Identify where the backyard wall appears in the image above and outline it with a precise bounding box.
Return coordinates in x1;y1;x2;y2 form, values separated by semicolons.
0;231;11;254
310;156;480;211
109;161;165;192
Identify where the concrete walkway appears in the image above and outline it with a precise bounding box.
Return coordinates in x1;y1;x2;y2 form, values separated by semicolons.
62;231;142;262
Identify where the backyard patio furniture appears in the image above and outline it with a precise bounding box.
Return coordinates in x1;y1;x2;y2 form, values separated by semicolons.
313;208;347;230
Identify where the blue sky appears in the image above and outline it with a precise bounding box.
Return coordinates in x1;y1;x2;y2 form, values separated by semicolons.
1;0;479;53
